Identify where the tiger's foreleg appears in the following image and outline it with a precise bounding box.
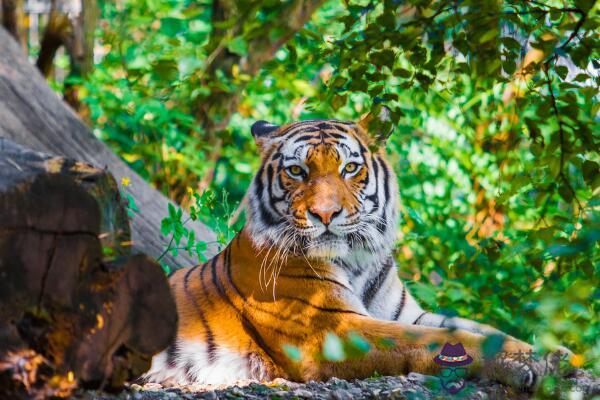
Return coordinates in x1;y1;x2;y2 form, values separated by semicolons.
412;311;509;337
292;315;557;391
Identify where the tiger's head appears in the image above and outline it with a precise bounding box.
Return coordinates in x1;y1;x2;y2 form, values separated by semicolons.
246;114;399;264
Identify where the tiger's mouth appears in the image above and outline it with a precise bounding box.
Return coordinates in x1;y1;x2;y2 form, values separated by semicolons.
303;231;350;259
320;231;338;240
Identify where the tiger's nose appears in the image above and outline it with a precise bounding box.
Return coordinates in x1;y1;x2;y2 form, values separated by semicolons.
308;205;342;226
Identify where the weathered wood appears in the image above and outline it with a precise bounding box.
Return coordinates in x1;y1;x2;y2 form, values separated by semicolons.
0;26;217;269
0;139;177;398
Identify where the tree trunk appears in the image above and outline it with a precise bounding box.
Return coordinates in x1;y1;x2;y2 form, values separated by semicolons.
1;0;26;49
0;26;217;269
0;139;177;398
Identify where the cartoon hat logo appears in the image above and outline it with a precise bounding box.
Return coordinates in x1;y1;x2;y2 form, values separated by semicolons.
434;342;473;394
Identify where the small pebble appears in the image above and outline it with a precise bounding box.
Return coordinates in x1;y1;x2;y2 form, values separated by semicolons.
142;382;163;391
129;383;143;392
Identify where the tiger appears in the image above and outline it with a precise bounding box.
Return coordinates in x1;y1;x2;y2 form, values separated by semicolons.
143;114;568;390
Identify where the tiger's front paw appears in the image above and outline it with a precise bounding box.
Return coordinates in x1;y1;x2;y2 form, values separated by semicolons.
484;341;574;392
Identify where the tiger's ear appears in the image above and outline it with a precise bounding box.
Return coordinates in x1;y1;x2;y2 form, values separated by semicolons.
358;105;394;145
251;120;280;149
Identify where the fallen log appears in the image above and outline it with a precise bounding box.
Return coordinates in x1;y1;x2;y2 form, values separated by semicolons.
0;26;217;269
0;139;177;398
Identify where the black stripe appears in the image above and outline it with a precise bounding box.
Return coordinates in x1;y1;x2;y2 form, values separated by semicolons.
392;285;407;320
379;156;390;206
210;247;294;361
200;261;214;306
184;263;217;363
216;250;301;328
211;254;229;303
354;132;369;155
440;316;449;328
323;132;347;140
257;198;283;225
362;260;393;308
253;164;284;225
413;312;428;325
279;295;366;316
281;120;352;139
240;316;279;362
365;155;380;211
292;133;320;143
278;273;353;292
373;156;389;232
338;259;362;276
280;122;322;137
166;342;179;368
224;246;245;300
267;164;285;212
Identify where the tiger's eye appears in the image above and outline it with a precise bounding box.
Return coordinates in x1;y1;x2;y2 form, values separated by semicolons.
344;162;358;174
288;165;303;176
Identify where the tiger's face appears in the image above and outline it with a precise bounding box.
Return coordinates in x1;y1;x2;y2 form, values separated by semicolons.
247;118;398;262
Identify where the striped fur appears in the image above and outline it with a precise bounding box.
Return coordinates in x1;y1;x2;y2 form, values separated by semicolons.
144;118;565;389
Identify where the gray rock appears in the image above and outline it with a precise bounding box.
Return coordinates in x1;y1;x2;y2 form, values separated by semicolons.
292;388;314;398
329;388;352;400
406;372;432;383
203;390;218;400
231;387;245;396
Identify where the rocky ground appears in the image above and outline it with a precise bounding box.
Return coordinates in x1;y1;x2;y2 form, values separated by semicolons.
73;371;599;400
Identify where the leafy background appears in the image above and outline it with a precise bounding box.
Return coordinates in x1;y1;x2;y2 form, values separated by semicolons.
41;0;598;392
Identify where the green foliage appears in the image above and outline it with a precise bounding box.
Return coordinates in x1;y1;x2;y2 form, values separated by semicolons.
52;0;598;383
157;187;237;274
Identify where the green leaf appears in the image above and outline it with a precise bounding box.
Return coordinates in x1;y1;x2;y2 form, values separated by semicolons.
555;66;568;80
168;203;177;220
393;68;411;79
558;184;573;203
153;59;179;81
126;194;140;213
160;218;173;236
346;332;371;356
501;37;521;51
502;59;516;75
582;160;599;186
282;344;302;362
160;17;186;36
481;334;505;360
227;36;248;56
323;332;346;362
